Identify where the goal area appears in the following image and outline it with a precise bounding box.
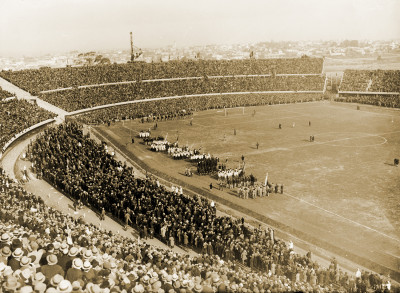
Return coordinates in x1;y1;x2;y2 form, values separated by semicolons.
223;106;245;116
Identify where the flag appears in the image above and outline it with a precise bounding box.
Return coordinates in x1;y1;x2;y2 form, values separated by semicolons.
264;172;268;186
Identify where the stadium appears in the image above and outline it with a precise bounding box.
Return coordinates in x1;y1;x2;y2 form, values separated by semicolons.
0;1;400;292
0;52;399;293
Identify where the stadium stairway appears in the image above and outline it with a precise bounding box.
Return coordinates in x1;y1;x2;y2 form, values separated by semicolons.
0;76;68;121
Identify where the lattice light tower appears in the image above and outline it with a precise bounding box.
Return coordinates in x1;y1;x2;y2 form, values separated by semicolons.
130;32;142;63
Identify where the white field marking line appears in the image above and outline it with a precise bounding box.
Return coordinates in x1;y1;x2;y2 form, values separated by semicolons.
191;114;308;128
120;125;141;134
283;191;400;243
327;103;400;118
244;130;400;157
286;130;400;151
325;135;387;148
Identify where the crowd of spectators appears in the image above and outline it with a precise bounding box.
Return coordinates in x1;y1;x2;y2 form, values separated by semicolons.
3;166;395;293
339;70;400;93
72;93;324;125
21;121;397;292
0;58;323;94
335;94;400;108
339;70;372;92
38;75;325;112
0;87;13;100
0;99;55;153
368;70;400;93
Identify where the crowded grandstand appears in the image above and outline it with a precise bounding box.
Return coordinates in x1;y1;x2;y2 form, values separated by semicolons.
0;57;399;293
336;69;400;107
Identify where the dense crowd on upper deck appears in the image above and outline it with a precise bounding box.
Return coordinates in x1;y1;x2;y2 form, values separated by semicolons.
0;58;324;94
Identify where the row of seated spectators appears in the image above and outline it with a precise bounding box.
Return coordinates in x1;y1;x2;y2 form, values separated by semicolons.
0;99;55;153
0;87;13;100
335;94;400;108
22;121;395;292
73;93;324;125
39;75;325;112
0;58;324;94
339;70;400;93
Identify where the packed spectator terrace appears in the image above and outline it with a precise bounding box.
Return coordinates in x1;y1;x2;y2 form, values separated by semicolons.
73;93;322;125
0;58;323;94
0;99;55;153
338;69;400;108
340;70;400;93
0;86;13;100
41;75;325;112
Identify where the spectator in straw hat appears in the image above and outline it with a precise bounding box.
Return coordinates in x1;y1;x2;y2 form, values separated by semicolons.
34;281;47;293
86;282;103;293
82;260;96;282
39;244;54;266
9;247;24;271
49;274;64;288
58;243;71;271
19;268;33;285
32;272;46;286
20;285;34;293
193;283;203;293
57;279;73;293
71;280;83;293
20;256;33;271
0;232;11;247
66;258;84;282
2;275;22;291
27;241;43;266
0;245;11;264
39;254;64;282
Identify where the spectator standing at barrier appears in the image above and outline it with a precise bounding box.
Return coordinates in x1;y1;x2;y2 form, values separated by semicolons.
124;210;132;230
100;207;105;221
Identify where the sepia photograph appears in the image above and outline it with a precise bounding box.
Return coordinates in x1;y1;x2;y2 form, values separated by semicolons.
0;0;399;292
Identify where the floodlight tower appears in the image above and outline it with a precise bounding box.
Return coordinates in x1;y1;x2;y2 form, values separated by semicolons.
130;32;143;63
130;32;134;63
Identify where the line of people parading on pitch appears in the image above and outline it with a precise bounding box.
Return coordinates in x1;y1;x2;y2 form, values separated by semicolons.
145;135;219;175
141;131;263;187
237;183;284;200
31;74;324;112
0;58;324;94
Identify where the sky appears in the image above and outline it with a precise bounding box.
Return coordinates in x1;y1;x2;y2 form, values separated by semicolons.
0;0;399;57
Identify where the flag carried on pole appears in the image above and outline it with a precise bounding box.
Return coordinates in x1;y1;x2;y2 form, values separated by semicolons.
264;172;268;186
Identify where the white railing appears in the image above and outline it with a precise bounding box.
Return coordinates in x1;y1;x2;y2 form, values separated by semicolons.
40;74;323;94
65;90;325;117
0;118;55;160
338;91;400;96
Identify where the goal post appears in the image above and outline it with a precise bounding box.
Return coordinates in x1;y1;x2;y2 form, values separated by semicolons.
224;106;245;116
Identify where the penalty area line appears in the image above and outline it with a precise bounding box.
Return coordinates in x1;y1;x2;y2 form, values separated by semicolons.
283;191;400;243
